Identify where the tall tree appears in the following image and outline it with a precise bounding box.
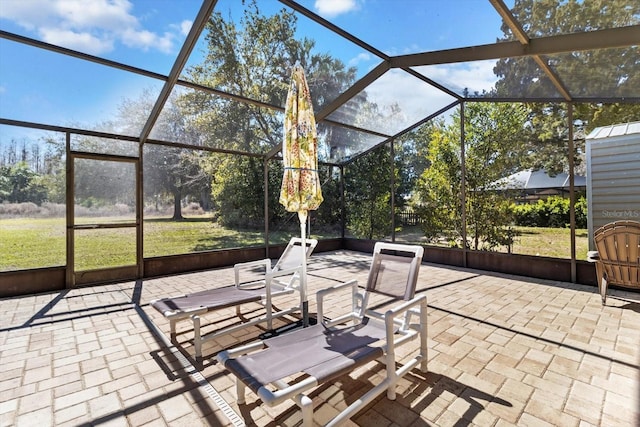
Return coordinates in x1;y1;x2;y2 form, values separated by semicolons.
494;0;640;172
345;145;392;240
115;88;209;220
414;103;529;250
181;0;356;227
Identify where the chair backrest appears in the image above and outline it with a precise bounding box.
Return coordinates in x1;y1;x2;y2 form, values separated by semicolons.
273;237;318;272
365;242;424;301
594;220;640;288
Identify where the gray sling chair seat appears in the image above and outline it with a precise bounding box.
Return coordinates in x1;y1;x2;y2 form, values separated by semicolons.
217;242;428;427
151;237;318;359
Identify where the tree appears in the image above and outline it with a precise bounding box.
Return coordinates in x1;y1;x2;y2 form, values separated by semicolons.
0;162;48;205
345;145;393;240
414;103;529;250
493;0;640;172
113;88;209;220
181;0;357;227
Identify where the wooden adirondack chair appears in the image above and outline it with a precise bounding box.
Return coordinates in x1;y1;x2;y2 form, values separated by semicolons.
592;220;640;304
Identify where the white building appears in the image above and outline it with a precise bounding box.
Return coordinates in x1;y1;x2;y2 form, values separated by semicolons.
586;121;640;250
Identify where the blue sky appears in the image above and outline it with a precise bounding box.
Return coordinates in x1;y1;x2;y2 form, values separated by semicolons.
0;0;508;143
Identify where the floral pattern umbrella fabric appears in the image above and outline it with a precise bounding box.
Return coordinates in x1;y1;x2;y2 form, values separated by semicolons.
280;63;323;326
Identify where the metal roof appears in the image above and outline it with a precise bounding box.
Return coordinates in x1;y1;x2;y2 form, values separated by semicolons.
587;121;640;139
494;169;587;191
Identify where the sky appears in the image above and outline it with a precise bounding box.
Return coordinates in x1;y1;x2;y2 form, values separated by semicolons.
0;0;508;143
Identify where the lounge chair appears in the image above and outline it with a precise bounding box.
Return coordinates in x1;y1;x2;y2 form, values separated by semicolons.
151;237;318;359
217;242;427;427
592;220;640;304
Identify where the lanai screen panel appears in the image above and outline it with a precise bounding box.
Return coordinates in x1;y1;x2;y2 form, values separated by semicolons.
317;122;386;164
180;0;380;114
0;38;164;136
0;0;200;75
326;69;458;136
413;57;560;100
70;135;138;158
151;85;285;154
546;47;640;100
296;0;507;55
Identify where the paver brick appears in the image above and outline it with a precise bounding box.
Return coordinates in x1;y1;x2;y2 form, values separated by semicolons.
0;249;638;427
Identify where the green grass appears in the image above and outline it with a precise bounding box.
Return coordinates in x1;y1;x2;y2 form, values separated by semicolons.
0;217;66;270
510;226;589;259
395;225;589;259
1;216;589;271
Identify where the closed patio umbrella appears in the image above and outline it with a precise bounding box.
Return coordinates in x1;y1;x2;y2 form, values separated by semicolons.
279;63;323;327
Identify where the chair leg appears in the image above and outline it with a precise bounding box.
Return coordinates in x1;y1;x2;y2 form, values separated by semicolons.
192;315;202;359
293;394;313;427
169;319;177;342
236;379;246;405
595;264;607;305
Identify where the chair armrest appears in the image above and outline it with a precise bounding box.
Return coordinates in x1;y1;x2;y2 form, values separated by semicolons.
234;259;271;287
384;295;426;328
384;295;428;351
316;279;360;328
264;265;303;292
217;340;266;362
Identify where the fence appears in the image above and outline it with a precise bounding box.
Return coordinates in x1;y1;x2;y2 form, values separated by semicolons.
398;209;421;226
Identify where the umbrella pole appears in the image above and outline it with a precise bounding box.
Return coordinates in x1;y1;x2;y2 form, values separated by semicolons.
299;211;309;328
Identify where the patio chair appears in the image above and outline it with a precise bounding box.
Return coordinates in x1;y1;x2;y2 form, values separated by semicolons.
216;242;427;427
151;237;318;359
592;220;640;304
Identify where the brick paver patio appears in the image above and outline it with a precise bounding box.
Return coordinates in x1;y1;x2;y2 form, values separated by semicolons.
1;249;639;426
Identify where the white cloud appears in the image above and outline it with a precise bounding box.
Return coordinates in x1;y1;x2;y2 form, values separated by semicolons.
180;20;192;36
0;0;58;30
54;0;137;30
0;0;185;56
40;27;114;54
315;0;359;18
348;52;371;67
419;60;499;95
121;28;174;54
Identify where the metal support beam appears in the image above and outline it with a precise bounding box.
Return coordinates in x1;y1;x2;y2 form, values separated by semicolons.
139;0;218;143
390;26;640;68
568;103;577;283
460;102;467;268
489;0;573;100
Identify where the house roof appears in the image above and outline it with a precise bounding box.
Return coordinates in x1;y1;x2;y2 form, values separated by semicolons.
587;121;640;139
493;169;587;191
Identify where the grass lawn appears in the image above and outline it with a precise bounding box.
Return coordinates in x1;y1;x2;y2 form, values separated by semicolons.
395;225;589;259
511;226;589;259
1;216;589;271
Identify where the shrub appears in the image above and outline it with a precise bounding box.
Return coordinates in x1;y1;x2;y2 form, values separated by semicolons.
0;201;39;216
512;195;587;228
183;202;205;215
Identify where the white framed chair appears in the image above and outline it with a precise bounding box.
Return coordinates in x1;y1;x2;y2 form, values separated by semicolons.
217;242;427;427
151;237;318;359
